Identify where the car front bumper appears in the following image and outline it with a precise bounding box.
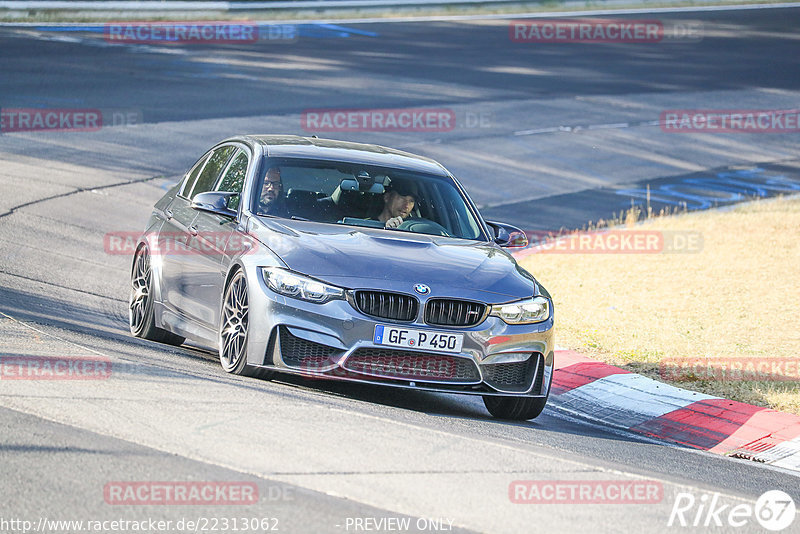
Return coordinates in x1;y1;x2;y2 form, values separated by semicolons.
244;268;554;397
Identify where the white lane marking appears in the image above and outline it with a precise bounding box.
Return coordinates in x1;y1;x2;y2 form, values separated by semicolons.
513;126;562;136
515;108;800;137
588;122;630;130
515;121;643;136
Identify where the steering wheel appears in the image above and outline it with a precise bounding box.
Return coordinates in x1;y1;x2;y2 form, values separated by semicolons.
397;218;452;237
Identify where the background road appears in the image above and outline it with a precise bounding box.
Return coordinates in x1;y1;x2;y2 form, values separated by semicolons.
1;6;799;533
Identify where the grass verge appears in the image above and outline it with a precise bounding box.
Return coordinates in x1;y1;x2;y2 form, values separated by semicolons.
518;195;800;415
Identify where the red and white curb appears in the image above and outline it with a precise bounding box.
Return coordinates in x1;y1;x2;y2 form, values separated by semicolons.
551;349;800;471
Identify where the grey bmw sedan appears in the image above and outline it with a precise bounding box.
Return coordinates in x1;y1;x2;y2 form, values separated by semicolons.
129;135;554;420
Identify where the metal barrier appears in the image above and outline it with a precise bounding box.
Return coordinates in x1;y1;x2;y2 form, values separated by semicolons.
1;0;536;11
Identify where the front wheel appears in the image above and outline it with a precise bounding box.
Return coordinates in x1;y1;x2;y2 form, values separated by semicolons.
483;393;549;421
219;270;273;380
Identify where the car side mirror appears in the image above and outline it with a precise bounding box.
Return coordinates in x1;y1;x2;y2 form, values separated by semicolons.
191;191;238;218
486;221;528;248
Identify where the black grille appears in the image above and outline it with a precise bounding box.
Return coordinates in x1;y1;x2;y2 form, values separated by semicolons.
279;327;342;368
344;348;480;383
424;299;486;327
482;354;539;393
354;291;418;322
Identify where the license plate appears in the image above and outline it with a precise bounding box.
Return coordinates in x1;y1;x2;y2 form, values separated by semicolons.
373;325;464;353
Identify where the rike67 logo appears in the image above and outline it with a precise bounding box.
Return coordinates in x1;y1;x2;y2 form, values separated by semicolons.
669;490;796;531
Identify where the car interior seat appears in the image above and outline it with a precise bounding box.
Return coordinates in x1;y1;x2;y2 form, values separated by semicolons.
285;189;326;219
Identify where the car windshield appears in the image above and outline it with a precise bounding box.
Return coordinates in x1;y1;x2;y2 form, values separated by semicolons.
252;157;486;241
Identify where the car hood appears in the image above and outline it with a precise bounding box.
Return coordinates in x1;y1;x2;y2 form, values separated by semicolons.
249;218;537;303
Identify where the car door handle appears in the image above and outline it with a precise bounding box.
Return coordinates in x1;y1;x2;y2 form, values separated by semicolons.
188;225;198;236
165;208;173;220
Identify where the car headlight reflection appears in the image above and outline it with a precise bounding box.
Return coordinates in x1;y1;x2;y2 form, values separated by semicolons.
262;267;344;304
490;296;550;324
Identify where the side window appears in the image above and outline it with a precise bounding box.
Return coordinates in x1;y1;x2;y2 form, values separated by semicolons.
216;149;249;211
187;145;236;199
179;152;211;198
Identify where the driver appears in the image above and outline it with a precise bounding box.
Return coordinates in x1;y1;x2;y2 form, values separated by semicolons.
378;180;417;229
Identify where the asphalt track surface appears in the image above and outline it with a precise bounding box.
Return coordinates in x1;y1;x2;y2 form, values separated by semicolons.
1;6;800;534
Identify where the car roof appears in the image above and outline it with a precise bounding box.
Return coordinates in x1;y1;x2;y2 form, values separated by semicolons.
234;135;450;176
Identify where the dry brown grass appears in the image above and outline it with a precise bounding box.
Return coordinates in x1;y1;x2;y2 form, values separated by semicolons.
519;195;800;415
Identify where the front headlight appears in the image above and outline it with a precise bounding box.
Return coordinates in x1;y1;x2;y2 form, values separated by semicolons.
490;296;550;324
261;267;344;304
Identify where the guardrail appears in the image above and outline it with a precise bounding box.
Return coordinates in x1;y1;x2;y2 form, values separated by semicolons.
0;0;535;10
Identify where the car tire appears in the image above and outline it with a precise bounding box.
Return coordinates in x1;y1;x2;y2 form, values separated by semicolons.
483;395;548;421
219;269;274;380
483;378;550;420
129;246;185;346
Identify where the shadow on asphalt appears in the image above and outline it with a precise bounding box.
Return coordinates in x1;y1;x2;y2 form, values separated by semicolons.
2;285;649;444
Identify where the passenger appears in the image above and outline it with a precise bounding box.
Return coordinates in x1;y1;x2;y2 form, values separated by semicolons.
258;166;288;217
